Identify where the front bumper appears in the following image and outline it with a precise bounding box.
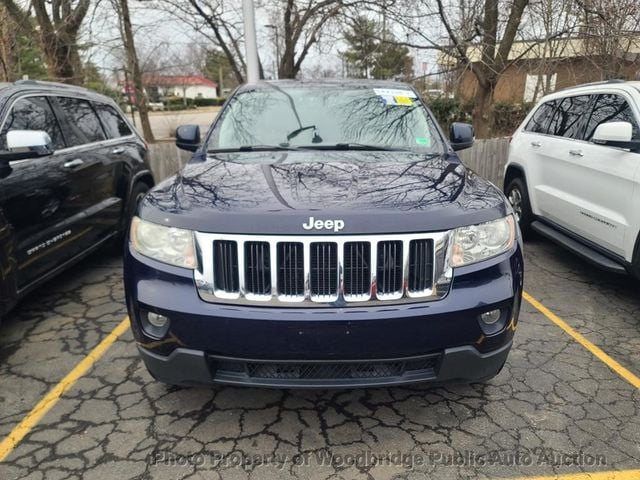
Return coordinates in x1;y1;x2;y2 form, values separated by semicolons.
138;341;512;388
125;243;523;388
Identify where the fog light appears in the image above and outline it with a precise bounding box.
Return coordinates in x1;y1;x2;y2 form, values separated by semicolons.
480;309;501;325
147;312;168;328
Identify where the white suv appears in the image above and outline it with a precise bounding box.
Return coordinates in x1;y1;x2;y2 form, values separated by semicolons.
504;80;640;279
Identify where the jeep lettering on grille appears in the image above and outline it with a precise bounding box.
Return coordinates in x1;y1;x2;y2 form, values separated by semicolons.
302;216;345;232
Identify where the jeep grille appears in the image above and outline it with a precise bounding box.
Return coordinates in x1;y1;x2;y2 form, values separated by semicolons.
194;232;452;307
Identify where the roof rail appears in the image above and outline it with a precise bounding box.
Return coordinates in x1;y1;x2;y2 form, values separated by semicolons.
13;79;89;90
559;79;627;91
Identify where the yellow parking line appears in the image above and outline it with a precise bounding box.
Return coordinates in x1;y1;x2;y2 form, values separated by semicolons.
511;468;640;479
523;291;640;390
0;316;130;462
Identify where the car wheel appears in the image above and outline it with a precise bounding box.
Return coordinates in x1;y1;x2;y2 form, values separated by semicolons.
631;237;640;281
505;177;533;238
128;182;150;218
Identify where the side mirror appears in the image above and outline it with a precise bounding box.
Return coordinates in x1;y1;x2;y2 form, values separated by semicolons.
0;130;53;162
593;121;640;152
450;122;474;151
175;125;201;152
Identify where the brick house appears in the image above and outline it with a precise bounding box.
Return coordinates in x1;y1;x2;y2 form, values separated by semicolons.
439;37;640;104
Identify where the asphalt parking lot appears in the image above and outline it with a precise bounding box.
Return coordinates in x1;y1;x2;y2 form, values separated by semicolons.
0;237;639;480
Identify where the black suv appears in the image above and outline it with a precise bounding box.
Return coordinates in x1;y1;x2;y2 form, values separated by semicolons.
0;80;154;322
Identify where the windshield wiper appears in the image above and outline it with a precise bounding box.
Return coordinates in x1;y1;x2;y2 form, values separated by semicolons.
286;125;324;144
303;143;412;152
286;125;315;140
207;144;299;153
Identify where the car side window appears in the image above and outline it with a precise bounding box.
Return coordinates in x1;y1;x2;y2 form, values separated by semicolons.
56;97;106;146
0;96;65;151
583;94;640;141
94;103;132;138
524;101;556;134
547;95;591;139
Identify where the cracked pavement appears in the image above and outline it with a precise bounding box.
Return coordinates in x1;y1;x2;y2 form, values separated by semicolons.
0;236;639;480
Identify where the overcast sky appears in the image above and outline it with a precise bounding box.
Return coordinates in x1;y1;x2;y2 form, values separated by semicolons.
83;1;436;84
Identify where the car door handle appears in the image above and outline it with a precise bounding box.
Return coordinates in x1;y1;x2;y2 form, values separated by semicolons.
111;147;125;154
530;141;541;147
63;159;84;169
569;149;584;157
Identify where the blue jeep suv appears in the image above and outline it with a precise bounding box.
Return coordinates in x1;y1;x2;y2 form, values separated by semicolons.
124;80;523;388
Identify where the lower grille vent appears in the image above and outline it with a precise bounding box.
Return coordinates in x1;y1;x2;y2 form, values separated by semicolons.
211;356;440;381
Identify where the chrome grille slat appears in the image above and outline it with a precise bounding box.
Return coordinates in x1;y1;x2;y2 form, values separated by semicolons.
194;232;453;307
376;240;403;299
277;242;305;300
213;240;239;294
244;241;271;297
344;242;371;300
408;239;434;293
309;242;338;301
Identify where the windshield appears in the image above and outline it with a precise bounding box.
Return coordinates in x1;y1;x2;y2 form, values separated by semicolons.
207;84;445;154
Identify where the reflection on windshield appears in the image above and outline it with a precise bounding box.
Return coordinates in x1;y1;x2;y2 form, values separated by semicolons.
208;85;444;154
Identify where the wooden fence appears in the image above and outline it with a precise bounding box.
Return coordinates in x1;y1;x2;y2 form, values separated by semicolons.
148;141;191;181
148;137;512;187
456;137;511;186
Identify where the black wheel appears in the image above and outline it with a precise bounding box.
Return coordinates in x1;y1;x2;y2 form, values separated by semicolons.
127;182;150;221
505;177;533;238
631;237;640;281
113;182;150;251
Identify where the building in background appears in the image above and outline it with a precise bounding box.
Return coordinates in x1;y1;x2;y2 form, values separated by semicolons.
142;75;219;101
438;36;640;104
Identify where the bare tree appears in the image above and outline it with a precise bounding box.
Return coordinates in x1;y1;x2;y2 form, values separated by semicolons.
438;0;530;137
155;0;247;83
520;0;579;101
0;0;89;83
156;0;357;81
112;0;155;141
0;4;16;81
577;0;640;79
369;0;533;137
266;0;346;78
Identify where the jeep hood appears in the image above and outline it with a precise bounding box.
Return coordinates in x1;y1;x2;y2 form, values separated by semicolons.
139;150;509;234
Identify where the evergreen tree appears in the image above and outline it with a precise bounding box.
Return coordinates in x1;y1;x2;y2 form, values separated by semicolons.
343;17;379;78
343;16;413;80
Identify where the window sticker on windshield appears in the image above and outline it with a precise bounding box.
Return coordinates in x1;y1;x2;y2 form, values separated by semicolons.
379;95;414;107
416;137;430;146
394;96;413;106
373;88;418;98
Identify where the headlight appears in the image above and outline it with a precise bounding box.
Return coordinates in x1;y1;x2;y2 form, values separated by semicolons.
130;217;197;269
450;215;516;267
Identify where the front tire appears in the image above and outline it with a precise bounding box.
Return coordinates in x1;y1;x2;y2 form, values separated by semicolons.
505;177;533;238
631;236;640;281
